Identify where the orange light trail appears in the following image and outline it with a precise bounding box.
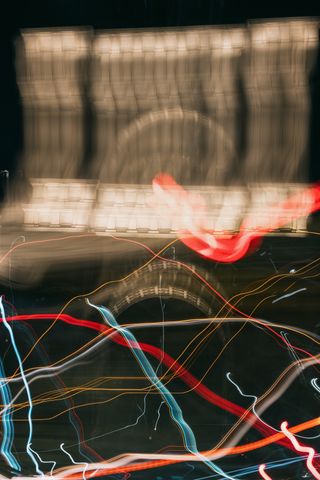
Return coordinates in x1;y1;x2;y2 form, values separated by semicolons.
62;416;320;479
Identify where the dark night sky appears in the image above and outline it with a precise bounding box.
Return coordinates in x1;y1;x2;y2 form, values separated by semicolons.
3;0;320;30
0;0;319;186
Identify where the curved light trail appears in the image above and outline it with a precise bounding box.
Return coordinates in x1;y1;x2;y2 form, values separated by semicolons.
152;173;320;262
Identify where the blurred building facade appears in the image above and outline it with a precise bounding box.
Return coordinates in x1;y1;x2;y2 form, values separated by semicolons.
11;20;319;235
16;19;319;185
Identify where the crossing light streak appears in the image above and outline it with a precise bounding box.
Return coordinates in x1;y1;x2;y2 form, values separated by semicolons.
87;299;235;480
281;421;320;480
0;297;43;476
259;464;273;479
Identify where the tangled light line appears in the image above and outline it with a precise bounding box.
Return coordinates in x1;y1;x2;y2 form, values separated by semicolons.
87;299;234;479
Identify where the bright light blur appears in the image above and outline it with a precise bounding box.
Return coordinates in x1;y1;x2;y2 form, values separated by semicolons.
5;19;319;237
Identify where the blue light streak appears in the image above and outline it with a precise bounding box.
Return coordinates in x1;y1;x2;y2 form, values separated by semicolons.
0;356;20;470
87;299;234;480
0;296;43;475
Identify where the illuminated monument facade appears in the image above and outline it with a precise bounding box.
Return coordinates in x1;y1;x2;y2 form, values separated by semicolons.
15;20;318;233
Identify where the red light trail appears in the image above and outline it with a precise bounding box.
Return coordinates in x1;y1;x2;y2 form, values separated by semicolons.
152;173;320;262
1;312;316;461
